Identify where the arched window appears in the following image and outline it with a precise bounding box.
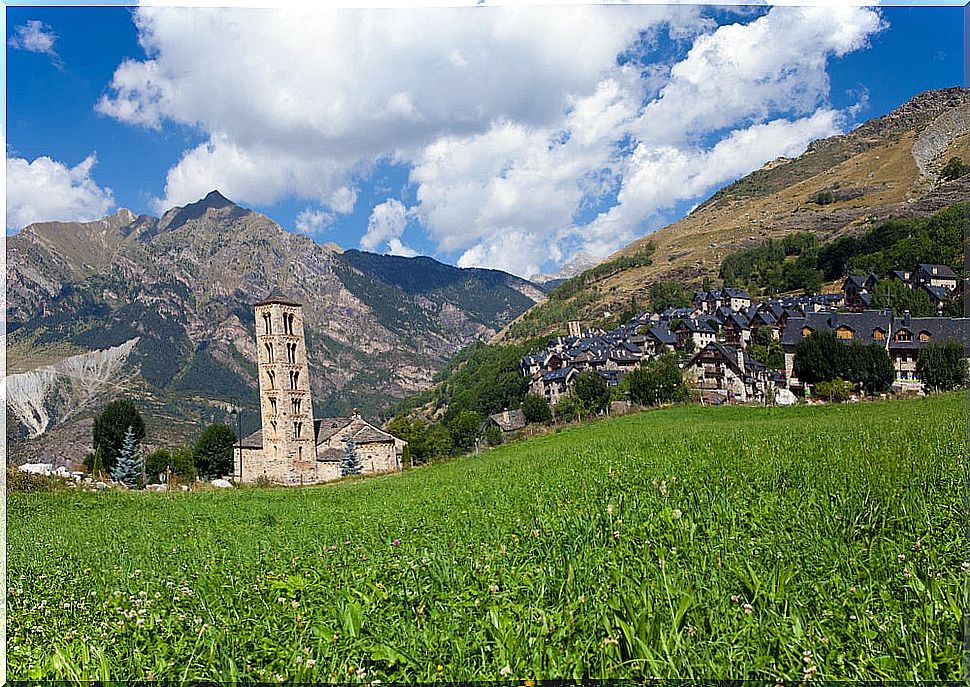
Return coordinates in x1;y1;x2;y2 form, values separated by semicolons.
289;370;299;390
263;312;273;335
269;398;277;415
267;370;276;389
287;342;297;363
265;342;274;363
292;398;301;415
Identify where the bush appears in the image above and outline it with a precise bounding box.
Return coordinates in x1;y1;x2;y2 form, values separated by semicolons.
917;341;969;391
815;190;835;205
7;467;67;493
449;410;483;454
554;395;583;423
145;449;171;484
484;425;503;447
170;447;197;482
521;394;552;424
813;379;853;402
573;371;610;415
624;353;689;406
794;331;894;395
193;424;236;480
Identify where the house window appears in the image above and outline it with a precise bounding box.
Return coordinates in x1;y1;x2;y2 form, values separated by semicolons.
267;370;276;389
836;327;854;340
872;329;885;340
263;312;273;335
918;331;931;342
896;330;912;342
294;421;302;438
264;342;274;363
801;327;812;337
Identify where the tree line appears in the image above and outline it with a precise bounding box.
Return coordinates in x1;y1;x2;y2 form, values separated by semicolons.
83;399;237;487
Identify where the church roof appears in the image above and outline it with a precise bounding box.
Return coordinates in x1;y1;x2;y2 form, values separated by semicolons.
349;425;396;444
254;290;303;307
317;448;343;463
240;416;397;450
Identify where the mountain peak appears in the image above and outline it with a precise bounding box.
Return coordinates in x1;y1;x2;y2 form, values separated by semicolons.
202;189;234;207
160;189;245;233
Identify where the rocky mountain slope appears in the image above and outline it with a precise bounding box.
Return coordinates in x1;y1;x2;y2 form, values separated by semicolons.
6;192;544;464
499;87;970;342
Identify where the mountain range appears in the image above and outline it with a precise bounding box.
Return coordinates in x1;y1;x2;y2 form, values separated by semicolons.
6;191;545;464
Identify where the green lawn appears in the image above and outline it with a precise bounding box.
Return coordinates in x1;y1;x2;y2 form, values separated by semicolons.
8;393;965;681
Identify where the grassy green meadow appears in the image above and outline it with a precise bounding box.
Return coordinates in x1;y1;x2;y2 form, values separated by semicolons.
8;393;965;681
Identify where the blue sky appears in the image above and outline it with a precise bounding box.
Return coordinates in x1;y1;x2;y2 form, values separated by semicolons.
5;4;966;278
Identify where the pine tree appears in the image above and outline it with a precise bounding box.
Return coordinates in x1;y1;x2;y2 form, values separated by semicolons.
111;426;143;488
341;437;362;477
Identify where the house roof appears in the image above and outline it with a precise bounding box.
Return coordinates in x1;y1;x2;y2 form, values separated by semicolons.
916;263;958;279
921;284;949;302
317;448;343;463
350;425;396;444
781;310;894;347
487;409;526;432
889;316;970;349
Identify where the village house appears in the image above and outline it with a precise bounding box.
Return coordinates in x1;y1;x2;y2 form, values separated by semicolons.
683;341;770;403
485;409;527;435
235;292;405;485
841;274;877;312
912;263;958;292
886;313;970;383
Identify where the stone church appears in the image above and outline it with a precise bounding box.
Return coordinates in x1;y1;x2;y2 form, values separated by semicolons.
234;292;405;485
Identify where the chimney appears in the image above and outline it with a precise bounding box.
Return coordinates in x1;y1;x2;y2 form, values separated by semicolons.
568;320;581;337
352;408;361;420
736;347;745;374
903;309;911;328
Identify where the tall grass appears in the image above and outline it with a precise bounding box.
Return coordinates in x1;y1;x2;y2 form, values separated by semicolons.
8;393;964;681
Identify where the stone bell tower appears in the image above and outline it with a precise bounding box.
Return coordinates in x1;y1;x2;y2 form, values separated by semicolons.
253;292;317;483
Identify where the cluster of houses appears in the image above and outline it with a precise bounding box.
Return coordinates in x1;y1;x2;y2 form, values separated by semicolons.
517;263;966;409
842;263;959;312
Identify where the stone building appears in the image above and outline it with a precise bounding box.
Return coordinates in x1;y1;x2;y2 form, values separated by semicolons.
234;292;404;485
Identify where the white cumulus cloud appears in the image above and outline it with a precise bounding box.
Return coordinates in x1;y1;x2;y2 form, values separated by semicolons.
6;154;115;232
98;5;885;276
361;198;417;256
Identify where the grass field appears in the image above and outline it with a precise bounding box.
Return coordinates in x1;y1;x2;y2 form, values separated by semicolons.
7;393;966;681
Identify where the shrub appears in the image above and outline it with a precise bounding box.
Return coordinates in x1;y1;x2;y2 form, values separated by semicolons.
554;395;583;423
145;449;171;484
484;425;503;447
522;394;553;424
813;379;853;402
573;371;610;415
917;341;969;391
193;424;236;480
